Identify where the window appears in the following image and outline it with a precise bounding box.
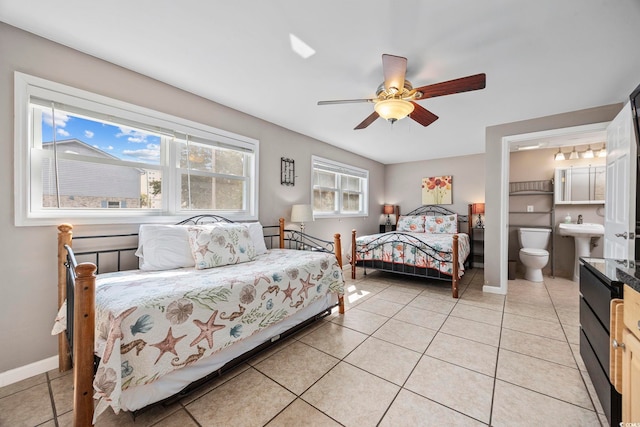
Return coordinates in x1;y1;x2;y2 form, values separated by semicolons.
14;72;259;226
312;156;368;217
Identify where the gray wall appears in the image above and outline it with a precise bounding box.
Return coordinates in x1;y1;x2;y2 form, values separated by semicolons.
384;153;486;224
0;23;384;374
484;104;622;291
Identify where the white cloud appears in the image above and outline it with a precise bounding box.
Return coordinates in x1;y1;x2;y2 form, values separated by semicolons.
84;130;94;138
42;110;70;128
116;126;149;144
107;146;114;150
122;143;160;162
57;128;70;137
93;145;99;149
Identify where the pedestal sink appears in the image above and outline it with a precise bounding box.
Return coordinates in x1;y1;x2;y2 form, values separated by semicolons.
558;223;605;281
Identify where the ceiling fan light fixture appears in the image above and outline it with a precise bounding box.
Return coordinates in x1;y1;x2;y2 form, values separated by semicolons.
374;98;414;122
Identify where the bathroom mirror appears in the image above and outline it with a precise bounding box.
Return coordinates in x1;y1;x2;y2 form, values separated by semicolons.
554;166;605;204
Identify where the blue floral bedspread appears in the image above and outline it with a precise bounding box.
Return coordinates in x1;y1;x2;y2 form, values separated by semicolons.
89;249;344;420
354;232;470;277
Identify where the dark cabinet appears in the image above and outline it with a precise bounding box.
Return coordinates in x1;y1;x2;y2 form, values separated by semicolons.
380;224;396;233
579;259;623;427
471;228;484;268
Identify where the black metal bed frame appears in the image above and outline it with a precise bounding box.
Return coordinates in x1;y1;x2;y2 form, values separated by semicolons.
353;205;470;284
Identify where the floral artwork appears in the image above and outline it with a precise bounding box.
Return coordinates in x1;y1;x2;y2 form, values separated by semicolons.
422;176;452;205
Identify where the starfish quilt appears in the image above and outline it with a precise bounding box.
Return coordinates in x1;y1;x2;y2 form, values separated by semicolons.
71;249;343;421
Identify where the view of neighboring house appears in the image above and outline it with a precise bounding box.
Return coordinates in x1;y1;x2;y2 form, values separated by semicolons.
42;139;144;208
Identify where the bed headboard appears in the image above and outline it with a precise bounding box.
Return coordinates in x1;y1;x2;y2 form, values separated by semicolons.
401;205;469;233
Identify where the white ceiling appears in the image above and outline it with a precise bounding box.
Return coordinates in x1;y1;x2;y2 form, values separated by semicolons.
1;0;639;164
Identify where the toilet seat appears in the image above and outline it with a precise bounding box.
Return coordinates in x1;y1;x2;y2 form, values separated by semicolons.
520;248;548;257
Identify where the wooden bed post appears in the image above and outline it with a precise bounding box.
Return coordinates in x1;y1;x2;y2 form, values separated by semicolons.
452;234;459;298
278;218;285;249
333;233;345;314
74;262;96;427
57;224;73;372
351;229;356;280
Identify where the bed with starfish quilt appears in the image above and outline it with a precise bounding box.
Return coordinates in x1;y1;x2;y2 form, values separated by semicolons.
54;217;345;424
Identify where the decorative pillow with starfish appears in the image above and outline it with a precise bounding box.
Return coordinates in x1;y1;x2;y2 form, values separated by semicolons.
187;224;257;269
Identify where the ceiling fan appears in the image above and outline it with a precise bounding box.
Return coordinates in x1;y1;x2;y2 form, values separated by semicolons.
318;54;486;130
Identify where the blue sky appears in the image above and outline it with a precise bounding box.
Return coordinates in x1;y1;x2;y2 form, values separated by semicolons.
41;109;161;164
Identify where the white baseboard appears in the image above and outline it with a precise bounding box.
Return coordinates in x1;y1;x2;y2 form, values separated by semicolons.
0;356;58;387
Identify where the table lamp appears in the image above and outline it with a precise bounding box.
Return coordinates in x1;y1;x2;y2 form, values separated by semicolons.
291;204;314;234
472;203;485;228
383;204;394;226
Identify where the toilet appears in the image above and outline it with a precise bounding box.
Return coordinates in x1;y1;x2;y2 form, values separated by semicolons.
518;228;552;282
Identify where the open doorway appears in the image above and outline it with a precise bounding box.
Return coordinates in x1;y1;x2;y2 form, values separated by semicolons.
506;126;607;282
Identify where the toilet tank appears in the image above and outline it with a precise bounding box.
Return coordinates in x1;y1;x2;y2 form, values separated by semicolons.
518;227;552;249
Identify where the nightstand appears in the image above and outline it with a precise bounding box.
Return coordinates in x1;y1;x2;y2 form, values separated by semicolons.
471;228;484;268
380;224;396;233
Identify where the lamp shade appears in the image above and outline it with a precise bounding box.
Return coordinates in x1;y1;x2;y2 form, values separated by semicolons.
374;99;415;121
569;147;579;160
583;145;594;159
291;204;314;223
383;204;395;215
472;203;485;214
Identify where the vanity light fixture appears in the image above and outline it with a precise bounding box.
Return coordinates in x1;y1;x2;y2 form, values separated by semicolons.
568;147;579;160
583;145;594;159
554;148;566;161
597;145;607;158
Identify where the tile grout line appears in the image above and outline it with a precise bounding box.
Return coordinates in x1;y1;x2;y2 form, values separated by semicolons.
46;372;60;427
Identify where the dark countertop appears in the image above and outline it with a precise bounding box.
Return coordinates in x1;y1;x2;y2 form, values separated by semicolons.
616;265;640;294
580;257;640;294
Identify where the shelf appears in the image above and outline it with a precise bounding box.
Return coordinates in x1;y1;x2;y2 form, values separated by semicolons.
507;180;555;278
508;224;554;229
509;191;554;196
509;211;554;214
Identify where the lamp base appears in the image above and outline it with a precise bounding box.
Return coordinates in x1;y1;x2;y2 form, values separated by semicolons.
476;214;484;229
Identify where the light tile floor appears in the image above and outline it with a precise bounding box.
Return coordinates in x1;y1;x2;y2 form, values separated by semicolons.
0;269;609;426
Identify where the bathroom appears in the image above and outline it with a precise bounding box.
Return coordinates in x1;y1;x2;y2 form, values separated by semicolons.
508;138;606;281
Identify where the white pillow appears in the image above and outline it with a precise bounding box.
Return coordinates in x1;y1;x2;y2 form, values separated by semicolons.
242;222;268;255
136;224;195;271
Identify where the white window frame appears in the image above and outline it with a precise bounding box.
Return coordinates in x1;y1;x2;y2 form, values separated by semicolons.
14;72;259;226
311;155;369;218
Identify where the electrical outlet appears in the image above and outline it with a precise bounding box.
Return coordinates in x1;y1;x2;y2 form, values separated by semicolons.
527;205;534;212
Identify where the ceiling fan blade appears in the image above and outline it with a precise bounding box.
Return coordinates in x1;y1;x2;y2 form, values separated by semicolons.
354;111;380;130
409;103;439;127
382;54;407;93
317;98;376;105
415;73;486;100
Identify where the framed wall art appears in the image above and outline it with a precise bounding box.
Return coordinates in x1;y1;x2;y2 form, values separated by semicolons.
421;176;452;205
281;157;295;186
